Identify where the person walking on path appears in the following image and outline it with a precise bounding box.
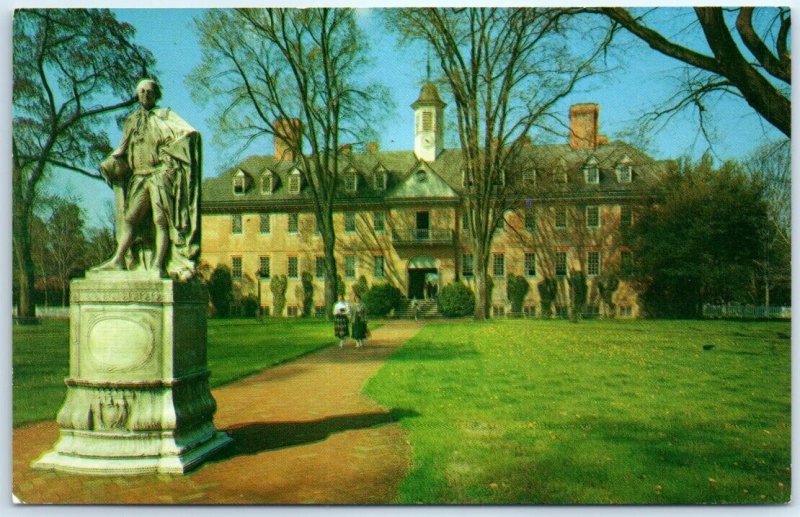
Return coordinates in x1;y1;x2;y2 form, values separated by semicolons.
351;294;368;348
332;294;351;348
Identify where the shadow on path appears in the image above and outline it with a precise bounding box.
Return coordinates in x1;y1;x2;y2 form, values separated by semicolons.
210;408;419;462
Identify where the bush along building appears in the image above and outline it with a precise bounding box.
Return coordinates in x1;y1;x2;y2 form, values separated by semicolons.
201;82;667;318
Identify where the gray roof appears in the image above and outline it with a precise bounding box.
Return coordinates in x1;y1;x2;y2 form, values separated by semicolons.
202;141;668;212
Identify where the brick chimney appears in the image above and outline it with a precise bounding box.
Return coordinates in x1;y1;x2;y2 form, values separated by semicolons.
366;141;379;154
569;103;600;150
273;118;302;161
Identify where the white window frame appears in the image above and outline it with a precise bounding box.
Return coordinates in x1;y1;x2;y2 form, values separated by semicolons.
462;253;474;277
493;253;505;277
345;212;356;233
287;213;299;234
259;213;270;234
232;214;243;234
555;206;568;229
524;252;536;277
259;256;271;278
555;251;568;277
587;251;601;276
584;167;600;184
374;255;385;279
586;206;600;228
344;255;356;278
288;256;298;278
232;256;242;279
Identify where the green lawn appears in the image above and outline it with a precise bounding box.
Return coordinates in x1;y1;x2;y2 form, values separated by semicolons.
12;318;337;427
364;319;791;504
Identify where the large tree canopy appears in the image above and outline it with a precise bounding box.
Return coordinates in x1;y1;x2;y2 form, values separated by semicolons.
12;9;155;321
628;155;771;317
596;7;790;138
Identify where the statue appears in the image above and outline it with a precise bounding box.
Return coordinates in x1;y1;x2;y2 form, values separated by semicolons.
94;79;201;280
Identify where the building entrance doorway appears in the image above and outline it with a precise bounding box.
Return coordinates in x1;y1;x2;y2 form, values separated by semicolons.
407;256;438;299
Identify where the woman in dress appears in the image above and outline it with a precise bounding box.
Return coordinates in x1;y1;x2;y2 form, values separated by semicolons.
351;294;368;348
332;295;350;348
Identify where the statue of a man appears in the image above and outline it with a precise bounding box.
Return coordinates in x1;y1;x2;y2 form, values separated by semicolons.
95;79;201;280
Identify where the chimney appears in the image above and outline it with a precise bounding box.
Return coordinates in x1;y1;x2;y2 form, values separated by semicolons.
273;118;302;161
340;143;352;155
568;103;599;150
366;141;379;154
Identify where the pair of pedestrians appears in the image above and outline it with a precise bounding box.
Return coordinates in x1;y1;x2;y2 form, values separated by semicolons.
333;294;369;348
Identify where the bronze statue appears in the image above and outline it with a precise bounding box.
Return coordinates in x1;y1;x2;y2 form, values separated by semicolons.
95;79;201;280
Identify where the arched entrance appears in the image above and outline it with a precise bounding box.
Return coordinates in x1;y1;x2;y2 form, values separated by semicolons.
408;256;438;299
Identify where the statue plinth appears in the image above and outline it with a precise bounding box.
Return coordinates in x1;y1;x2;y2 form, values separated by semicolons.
33;270;232;475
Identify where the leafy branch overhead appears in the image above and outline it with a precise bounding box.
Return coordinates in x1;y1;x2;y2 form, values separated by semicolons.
595;7;790;137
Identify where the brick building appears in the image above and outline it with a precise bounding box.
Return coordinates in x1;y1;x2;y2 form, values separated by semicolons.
201;82;667;318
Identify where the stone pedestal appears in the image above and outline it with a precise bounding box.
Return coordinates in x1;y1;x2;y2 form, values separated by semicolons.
33;271;232;475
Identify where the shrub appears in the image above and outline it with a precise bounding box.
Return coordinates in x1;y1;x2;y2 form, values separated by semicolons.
301;271;314;317
353;275;369;299
538;277;557;318
506;274;530;313
364;283;402;317
240;295;259;318
207;265;233;318
336;274;345;297
597;275;620;317
569;271;588;321
270;275;288;317
438;282;475;317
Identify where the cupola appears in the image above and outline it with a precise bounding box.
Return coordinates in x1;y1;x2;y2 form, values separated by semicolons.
412;81;445;162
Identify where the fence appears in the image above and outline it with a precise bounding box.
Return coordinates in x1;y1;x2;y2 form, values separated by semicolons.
703;304;791;320
12;305;70;320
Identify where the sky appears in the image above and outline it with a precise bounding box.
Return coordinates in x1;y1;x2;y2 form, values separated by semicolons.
7;3;789;229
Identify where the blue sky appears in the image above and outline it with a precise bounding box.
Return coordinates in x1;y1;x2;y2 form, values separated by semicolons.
26;6;787;228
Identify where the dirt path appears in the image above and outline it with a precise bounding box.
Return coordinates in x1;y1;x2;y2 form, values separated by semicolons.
12;320;422;504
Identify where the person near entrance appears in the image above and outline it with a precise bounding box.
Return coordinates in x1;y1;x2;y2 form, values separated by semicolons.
351;294;369;348
333;294;351;348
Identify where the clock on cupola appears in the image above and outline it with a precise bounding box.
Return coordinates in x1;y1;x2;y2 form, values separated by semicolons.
412;81;445;162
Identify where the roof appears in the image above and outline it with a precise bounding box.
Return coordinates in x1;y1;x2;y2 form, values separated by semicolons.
201;141;668;212
411;81;446;109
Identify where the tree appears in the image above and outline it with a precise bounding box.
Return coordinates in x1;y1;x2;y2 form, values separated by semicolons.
744;139;791;307
385;8;613;319
270;275;288;317
207;265;234;318
43;199;89;306
627;155;770;317
191;8;386;318
506;274;529;314
13;9;154;322
595;7;790;138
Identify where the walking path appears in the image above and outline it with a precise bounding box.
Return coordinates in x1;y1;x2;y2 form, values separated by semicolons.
12;320;423;504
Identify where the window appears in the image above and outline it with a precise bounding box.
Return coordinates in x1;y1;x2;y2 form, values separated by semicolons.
232;256;242;279
555;251;568;276
621;251;633;274
422;110;433;131
345;212;356;233
288;213;299;234
462;253;474;277
374;255;385;278
462;211;470;231
555;206;568;229
345;171;358;192
618;166;632;183
585;167;599;184
493;253;505;277
587;251;601;276
261;172;275;194
287;306;299;317
493;305;506;317
260;214;271;234
586;206;600;228
288;171;301;194
344;255;356;278
524;253;536;277
373;212;385;232
316;256;325;279
315;306;326;318
375;170;386;191
232;214;243;234
233;171;247;194
522;169;536;184
525;209;536;232
259;256;271;278
288;256;298;278
524;305;536;317
620;205;633;227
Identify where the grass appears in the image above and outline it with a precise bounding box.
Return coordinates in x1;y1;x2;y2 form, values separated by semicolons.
364;319;791;504
12;317;338;428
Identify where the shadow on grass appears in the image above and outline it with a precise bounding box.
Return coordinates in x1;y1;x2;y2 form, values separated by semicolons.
210;408;420;462
388;342;480;361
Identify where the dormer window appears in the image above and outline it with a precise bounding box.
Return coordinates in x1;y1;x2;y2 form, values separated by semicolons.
288;169;302;194
415;170;427;183
233;169;249;195
584;167;600;184
345;169;358;193
375;168;387;191
522;168;536;184
617;156;633;183
261;170;276;195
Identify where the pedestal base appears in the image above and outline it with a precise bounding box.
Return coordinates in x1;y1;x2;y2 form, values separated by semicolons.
32;272;232;475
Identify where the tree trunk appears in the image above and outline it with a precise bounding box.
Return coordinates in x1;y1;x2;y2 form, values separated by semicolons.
474;251;488;320
13;218;37;324
322;226;338;319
